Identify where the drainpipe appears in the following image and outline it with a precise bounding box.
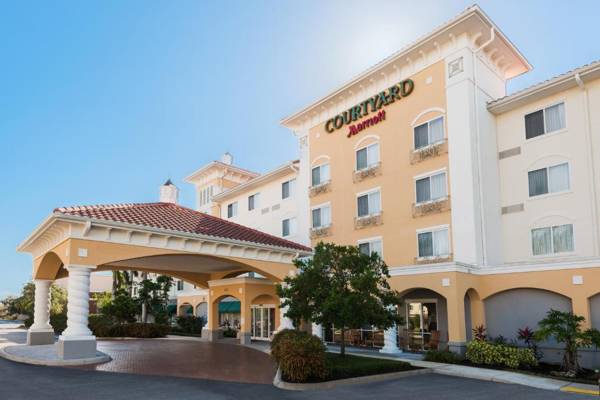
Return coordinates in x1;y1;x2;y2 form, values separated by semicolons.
575;73;600;255
471;27;495;266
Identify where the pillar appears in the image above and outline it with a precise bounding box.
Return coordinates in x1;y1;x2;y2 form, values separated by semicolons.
572;294;592;329
202;295;222;341
57;265;96;360
312;323;323;340
27;279;54;345
239;299;251;345
447;292;467;355
278;303;294;331
380;306;401;354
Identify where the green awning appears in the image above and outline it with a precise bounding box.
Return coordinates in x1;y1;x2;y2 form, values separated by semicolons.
219;301;241;313
167;304;177;315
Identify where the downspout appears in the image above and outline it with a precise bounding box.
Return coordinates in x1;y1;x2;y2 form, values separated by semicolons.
472;27;495;266
575;73;600;255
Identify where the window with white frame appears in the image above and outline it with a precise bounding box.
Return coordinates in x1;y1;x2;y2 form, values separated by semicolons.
282;179;296;199
358;238;383;257
525;102;565;139
531;224;574;256
357;189;381;218
528;163;570;197
311;163;330;187
417;227;449;258
415;171;447;204
248;193;259;211
282;217;297;237
312;204;331;229
356;143;380;171
414;116;444;150
227;201;238;218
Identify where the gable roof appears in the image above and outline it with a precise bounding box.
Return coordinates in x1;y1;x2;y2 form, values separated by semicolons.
53;202;311;252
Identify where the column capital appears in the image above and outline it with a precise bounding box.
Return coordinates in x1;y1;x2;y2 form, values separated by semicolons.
65;264;97;272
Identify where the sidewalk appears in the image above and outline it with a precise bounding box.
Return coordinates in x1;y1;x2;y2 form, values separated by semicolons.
327;345;599;394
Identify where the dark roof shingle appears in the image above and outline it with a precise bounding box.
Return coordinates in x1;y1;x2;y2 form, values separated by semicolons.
54;202;311;252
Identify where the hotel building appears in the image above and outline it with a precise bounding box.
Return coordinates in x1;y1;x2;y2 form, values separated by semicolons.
19;5;600;365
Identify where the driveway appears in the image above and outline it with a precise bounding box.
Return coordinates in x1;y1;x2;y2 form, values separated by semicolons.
76;339;277;384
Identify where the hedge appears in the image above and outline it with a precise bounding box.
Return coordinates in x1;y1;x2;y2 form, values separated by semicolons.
271;329;327;383
423;349;464;364
466;340;538;369
88;314;169;338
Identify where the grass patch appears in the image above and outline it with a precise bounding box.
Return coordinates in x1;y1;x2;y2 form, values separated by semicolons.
299;353;417;382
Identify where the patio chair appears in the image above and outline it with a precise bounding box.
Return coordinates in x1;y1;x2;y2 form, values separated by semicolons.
425;330;440;350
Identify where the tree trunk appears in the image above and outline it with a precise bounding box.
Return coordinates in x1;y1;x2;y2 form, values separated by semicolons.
340;327;346;357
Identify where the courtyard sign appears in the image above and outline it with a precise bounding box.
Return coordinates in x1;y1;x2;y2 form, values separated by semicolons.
324;79;414;137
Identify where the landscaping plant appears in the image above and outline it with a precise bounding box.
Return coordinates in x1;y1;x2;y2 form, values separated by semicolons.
465;340;537;369
534;309;600;375
277;242;402;356
517;326;542;361
423;349;464;364
472;324;487;341
271;329;327;382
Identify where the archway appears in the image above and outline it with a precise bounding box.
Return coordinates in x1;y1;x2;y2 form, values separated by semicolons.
195;302;208;325
398;288;448;351
464;288;484;341
178;303;193;317
589;293;600;330
250;294;279;341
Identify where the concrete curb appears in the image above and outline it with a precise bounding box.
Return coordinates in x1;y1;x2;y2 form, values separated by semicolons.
273;366;431;391
0;345;111;367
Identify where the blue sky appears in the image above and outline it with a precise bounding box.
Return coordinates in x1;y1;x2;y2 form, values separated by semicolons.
1;0;599;297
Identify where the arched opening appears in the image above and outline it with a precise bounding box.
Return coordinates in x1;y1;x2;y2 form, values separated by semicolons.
178;303;193;317
216;296;241;331
589;293;600;330
398;288;448;351
464;288;484;341
250;294;278;341
195;302;208;326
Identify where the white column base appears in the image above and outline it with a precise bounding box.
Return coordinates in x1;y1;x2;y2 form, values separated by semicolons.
56;335;97;360
27;328;54;345
379;346;403;354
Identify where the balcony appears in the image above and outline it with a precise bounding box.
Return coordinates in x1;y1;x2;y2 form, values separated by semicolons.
414;254;453;265
410;140;448;164
412;196;451;218
354;212;383;230
353;162;381;183
310;225;332;240
309;181;331;197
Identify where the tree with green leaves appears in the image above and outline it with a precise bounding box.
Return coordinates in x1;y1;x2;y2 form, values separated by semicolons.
4;282;67;323
277;242;401;356
534;309;600;374
135;274;173;324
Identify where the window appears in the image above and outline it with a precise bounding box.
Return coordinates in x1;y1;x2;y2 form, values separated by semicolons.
531;224;574;255
199;185;214;207
282;179;296;199
528;163;569;197
311;164;330;186
227;201;238;218
358;239;383;257
415;171;447;203
525;102;565;139
414;116;444;149
248;193;259;211
177;280;184;291
312;204;331;228
417;227;450;258
357;189;381;217
356;143;380;171
282;217;297;237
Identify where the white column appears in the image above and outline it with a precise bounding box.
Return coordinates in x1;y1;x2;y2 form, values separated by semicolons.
278;302;294;331
57;265;97;359
312;323;323;339
27;279;54;345
379;324;402;354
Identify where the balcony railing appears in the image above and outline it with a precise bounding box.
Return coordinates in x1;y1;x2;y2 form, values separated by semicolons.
354;212;383;229
309;180;331;197
353;162;381;183
410;140;448;164
310;225;332;239
412;196;451;218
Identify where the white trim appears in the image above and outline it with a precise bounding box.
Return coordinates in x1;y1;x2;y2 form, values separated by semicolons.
415;224;449;234
412;115;445;150
311;201;331;211
413;169;448;205
527;161;571;199
410;108;446;127
355;141;380;172
356;186;381;197
415;225;451;260
311;155;330;167
413;167;447;181
529;223;576;258
357;236;384;257
524;100;567;141
353;134;380;150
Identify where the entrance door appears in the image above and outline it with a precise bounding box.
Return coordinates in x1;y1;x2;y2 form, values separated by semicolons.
406;301;437;350
251;305;275;340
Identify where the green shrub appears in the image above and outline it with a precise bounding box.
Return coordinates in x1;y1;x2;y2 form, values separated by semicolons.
424;349;464;364
324;353;413;381
271;329;327;383
176;315;204;334
222;327;237;338
466;340;537;369
50;313;67;334
89;314;117;337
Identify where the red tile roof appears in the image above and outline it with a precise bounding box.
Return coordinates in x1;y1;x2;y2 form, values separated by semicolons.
54;202;311;252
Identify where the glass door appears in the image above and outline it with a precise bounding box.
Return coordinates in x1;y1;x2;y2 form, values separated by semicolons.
406;301;437;350
251;305;275;340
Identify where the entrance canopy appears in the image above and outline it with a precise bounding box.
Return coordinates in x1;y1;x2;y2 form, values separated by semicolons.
18;202;312;286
